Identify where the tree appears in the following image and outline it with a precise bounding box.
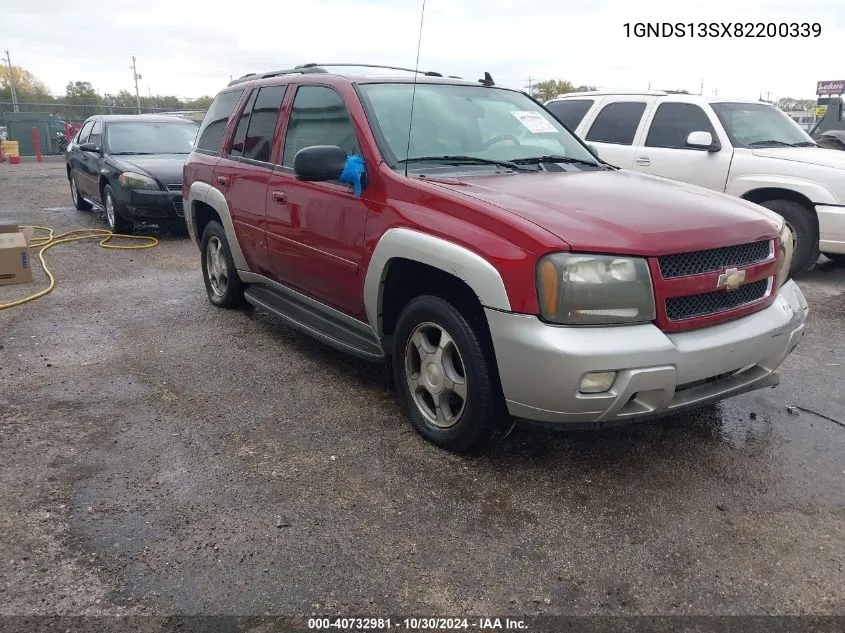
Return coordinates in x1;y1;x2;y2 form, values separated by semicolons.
776;97;816;112
63;81;103;119
529;79;596;102
0;65;53;111
185;96;213;110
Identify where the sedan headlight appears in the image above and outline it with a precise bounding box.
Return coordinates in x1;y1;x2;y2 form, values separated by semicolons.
777;223;794;286
119;171;160;190
537;253;655;325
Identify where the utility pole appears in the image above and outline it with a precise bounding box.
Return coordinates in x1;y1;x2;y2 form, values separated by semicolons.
131;56;142;114
3;49;20;113
700;79;704;96
524;76;534;96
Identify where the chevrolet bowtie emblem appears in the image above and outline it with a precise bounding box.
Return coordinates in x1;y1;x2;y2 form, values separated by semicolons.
717;267;746;291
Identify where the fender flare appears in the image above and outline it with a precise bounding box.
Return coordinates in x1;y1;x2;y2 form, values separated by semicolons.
363;227;512;338
729;175;838;206
186;181;249;271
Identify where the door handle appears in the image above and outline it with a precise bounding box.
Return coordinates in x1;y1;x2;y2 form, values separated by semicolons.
216;175;230;188
635;156;651;166
271;191;287;205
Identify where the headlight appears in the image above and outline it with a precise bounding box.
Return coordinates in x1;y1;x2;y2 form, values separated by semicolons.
119;171;160;190
537;253;655;325
777;223;794;286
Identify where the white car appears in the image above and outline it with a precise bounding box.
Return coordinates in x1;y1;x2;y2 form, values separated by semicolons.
545;91;845;274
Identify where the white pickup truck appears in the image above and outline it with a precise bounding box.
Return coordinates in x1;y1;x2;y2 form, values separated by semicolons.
545;91;845;275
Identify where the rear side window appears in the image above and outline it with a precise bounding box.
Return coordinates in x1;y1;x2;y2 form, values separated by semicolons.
228;90;258;158
546;99;594;130
196;89;244;154
585;101;647;145
244;85;287;163
646;103;715;149
282;86;358;167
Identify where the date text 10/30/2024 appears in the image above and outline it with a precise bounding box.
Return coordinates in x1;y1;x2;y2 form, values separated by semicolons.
307;618;528;630
624;22;821;38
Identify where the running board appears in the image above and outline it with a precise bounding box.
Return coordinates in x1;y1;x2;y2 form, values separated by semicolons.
243;284;386;362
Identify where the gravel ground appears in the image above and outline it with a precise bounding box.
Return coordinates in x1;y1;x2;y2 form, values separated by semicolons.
0;161;843;628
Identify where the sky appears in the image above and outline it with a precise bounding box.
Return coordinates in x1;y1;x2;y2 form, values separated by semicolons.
3;0;843;101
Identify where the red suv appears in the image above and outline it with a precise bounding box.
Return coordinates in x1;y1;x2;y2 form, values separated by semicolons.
183;63;808;452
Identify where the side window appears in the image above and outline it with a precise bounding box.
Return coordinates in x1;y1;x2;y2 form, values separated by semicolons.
645;103;715;149
282;86;358;167
228;90;258;158
88;120;103;148
546;99;594;130
244;85;287;163
585;101;647;145
195;89;245;154
77;120;95;144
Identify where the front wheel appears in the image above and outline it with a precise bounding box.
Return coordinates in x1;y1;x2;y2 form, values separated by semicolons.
103;184;133;233
758;199;819;276
200;220;246;308
392;295;510;453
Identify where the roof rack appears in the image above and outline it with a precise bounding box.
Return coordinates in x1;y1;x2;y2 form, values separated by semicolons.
227;63;446;86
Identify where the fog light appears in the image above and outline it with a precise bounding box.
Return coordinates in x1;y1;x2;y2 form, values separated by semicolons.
579;371;617;394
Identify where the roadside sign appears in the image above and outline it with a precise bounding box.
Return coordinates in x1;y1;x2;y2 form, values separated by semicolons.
816;106;828;116
817;80;845;95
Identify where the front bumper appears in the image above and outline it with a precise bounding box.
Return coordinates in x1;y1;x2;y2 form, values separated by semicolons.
486;279;808;425
816;204;845;254
114;189;185;223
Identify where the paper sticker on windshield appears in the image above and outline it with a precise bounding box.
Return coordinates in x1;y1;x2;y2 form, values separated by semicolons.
510;111;557;134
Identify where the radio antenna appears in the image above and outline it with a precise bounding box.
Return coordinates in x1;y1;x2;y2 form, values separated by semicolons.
404;0;426;178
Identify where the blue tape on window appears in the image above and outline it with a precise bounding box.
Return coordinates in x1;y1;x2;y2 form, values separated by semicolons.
337;154;365;197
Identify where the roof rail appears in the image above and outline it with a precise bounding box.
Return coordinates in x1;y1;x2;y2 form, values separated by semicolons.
297;63;443;77
551;89;668;99
226;66;328;86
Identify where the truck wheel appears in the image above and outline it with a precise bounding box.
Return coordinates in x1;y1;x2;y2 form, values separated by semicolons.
69;175;92;211
822;252;845;266
758;199;819;276
392;295;510;453
200;220;246;308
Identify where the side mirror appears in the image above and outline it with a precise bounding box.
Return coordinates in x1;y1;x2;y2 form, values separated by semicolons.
293;145;348;181
686;131;720;152
79;142;100;153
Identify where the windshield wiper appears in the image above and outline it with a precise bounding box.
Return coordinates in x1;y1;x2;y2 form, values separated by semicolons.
395;155;535;172
790;141;818;147
746;140;793;148
110;151;155;155
509;155;602;168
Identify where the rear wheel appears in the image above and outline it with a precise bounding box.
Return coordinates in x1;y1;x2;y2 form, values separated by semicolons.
103;185;133;233
392;295;510;453
758;199;819;276
200;220;246;308
69;175;91;211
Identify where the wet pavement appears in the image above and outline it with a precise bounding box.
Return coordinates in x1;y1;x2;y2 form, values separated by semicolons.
0;162;843;621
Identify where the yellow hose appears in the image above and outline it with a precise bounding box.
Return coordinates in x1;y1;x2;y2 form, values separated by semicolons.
0;225;159;310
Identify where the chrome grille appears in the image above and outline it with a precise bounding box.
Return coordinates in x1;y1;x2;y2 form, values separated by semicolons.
166;183;182;192
658;241;771;278
665;279;769;321
173;200;184;217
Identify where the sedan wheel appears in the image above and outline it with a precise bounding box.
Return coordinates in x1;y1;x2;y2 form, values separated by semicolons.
205;236;229;297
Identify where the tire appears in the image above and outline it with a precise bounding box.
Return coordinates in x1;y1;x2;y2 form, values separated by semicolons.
69;175;92;211
758;199;819;276
200;220;246;308
822;252;845;266
392;295;510;453
102;184;133;233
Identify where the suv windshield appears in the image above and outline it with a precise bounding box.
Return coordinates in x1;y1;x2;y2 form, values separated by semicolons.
357;83;598;168
105;120;200;155
712;102;815;148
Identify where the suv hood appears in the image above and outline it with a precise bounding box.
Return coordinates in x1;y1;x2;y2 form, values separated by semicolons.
427;170;780;256
113;154;188;185
751;146;845;169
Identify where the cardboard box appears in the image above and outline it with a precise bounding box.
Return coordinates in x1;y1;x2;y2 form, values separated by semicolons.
0;225;33;286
